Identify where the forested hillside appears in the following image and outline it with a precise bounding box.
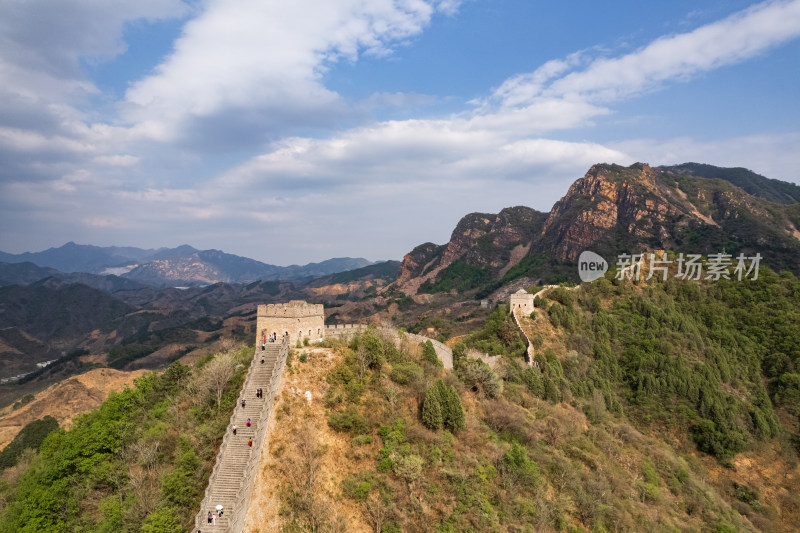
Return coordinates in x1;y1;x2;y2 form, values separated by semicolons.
267;269;799;532
0;345;253;532
2;268;799;532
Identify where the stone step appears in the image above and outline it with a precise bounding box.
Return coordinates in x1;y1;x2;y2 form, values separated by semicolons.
195;343;287;531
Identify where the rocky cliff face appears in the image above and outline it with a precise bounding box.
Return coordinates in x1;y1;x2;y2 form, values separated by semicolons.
395;162;800;294
395;242;446;288
395;207;546;294
539;163;706;261
444;207;545;269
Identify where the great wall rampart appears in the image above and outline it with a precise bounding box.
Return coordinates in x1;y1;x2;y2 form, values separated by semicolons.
195;292;555;530
194;336;289;531
509;285;562;366
256;301;325;346
195;304;456;531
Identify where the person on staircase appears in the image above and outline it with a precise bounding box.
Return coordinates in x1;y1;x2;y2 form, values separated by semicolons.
246;418;251;427
248;438;253;447
232;424;237;436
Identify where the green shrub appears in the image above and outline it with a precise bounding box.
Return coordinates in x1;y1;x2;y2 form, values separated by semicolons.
457;358;503;399
734;482;760;506
438;382;466;432
422;340;442;367
393;454;424;485
691;419;748;460
328;408;369;436
501;442;543;491
452;343;467;367
773;373;800;415
390;362;423;385
422;386;444;430
549;287;575;308
327;363;355;385
521;367;544;398
422;381;465;432
342;474;372;501
0;416;59;469
635;480;662;503
141;506;183;533
351;329;385;370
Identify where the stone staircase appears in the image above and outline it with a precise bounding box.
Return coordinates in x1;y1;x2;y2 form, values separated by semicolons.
195;338;288;532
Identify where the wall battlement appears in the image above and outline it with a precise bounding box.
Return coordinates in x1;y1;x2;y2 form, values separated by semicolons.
509;289;535;315
256;301;325;346
258;301;324;318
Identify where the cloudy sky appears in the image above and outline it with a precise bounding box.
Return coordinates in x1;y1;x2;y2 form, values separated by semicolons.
1;0;799;265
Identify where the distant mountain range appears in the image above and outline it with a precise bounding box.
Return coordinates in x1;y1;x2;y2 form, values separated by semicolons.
0;246;387;380
0;243;376;287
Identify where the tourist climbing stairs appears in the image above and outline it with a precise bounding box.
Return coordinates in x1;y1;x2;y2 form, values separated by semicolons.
195;337;288;532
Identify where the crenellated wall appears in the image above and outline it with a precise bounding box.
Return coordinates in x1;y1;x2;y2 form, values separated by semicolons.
256;301;325;346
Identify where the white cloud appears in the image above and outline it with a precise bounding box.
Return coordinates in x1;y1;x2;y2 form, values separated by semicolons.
123;0;461;142
217;117;629;206
92;154;140;167
2;0;799;263
0;0;187;124
0;0;188;184
485;0;800;108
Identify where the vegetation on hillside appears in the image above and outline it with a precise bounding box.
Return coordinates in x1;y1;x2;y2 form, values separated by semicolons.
0;345;252;532
286;270;800;532
0;416;59;470
4;264;800;532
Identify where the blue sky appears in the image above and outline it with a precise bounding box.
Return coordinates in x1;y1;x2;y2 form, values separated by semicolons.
1;0;799;265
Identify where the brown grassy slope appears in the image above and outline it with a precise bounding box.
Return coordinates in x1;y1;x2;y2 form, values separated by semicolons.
244;346;371;533
242;335;773;532
0;367;147;450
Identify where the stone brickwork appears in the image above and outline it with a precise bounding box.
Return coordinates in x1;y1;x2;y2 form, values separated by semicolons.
256;300;324;346
509;289;534;315
195;336;289;532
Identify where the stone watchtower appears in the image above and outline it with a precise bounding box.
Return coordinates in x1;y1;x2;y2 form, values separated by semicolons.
509;289;534;315
256;300;324;346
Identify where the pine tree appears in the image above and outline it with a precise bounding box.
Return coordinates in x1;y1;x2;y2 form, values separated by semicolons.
443;385;466;432
423;340;442;367
436;381;465;432
421;386;443;430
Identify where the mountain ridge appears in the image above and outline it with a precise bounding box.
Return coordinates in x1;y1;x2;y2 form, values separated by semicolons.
394;162;800;296
0;243;377;287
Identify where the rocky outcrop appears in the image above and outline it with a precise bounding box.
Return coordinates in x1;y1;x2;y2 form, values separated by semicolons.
539;163;691;261
395;207;546;294
393;162;800;293
395;243;445;288
443;207;545;269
